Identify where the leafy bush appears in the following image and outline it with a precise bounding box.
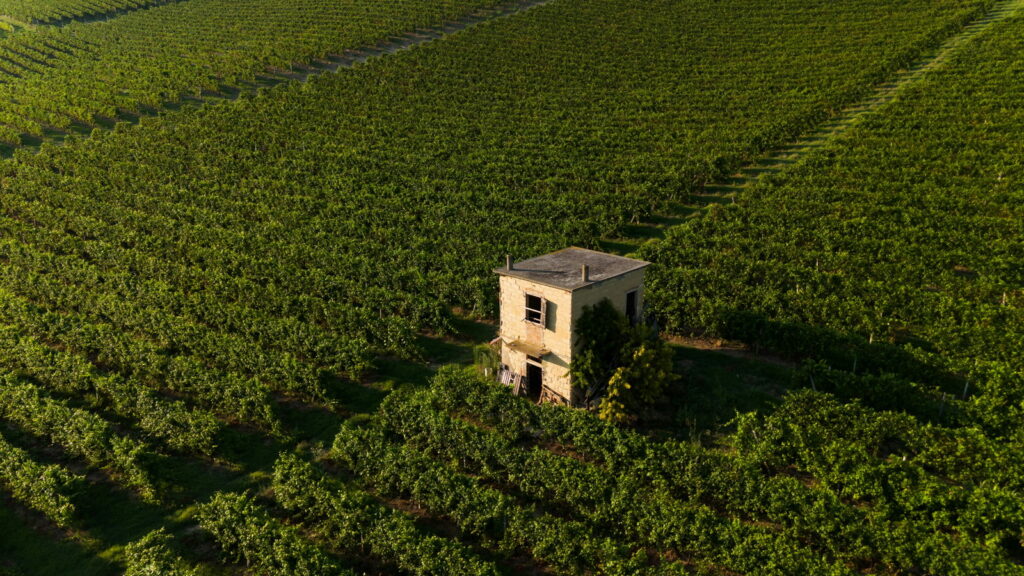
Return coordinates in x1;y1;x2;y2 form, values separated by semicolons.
123;529;197;576
571;299;674;422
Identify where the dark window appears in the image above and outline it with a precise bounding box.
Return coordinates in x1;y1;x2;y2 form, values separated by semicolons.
525;293;546;325
626;290;638;323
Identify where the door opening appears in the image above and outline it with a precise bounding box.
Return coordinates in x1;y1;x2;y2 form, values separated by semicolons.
626;290;638;324
525;358;543;401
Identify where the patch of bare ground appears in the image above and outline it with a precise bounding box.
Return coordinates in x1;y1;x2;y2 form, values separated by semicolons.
381;495;462;539
666;333;795;368
662;548;745;576
272;392;347;417
534;437;597;465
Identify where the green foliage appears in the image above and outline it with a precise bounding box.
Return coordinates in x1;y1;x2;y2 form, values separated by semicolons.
640;9;1023;378
0;281;281;434
195;491;350;576
0;0;989;375
123;529;198;576
273;451;500;576
0;0;170;24
0;0;1014;573
0;428;81;527
0;375;159;502
364;373;856;575
0;0;505;138
425;369;1024;574
571;300;631;402
472;342;500;377
572;300;674;421
732;389;1024;575
331;422;646;575
793;359;950;422
599;339;675;424
0;321;220;454
964;362;1024;437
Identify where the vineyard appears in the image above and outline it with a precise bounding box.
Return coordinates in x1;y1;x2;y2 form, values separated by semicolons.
0;0;171;25
0;0;509;147
0;0;1021;573
640;4;1023;401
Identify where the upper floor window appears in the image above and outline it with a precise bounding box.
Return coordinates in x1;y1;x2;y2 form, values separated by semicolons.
525;293;546;325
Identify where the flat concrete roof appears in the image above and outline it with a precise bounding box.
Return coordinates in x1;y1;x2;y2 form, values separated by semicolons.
494;247;650;292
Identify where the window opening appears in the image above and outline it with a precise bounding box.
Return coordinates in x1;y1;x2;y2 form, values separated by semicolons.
525;293;546;325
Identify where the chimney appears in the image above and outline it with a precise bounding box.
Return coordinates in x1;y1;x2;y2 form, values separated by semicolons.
506;254;513;271
581;264;589;282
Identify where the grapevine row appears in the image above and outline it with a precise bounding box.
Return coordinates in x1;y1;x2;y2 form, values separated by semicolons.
376;389;850;576
0;428;81;527
0;375;159;501
272;452;502;576
0;0;509;141
429;367;1024;574
329;424;683;575
195;491;352;576
0;320;219;454
0;0;170;25
123;528;198;576
0;282;281;432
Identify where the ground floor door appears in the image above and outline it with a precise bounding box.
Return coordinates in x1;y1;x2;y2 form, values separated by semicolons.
526;360;542;401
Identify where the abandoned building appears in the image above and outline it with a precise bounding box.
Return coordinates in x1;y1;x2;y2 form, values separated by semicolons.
493;247;649;406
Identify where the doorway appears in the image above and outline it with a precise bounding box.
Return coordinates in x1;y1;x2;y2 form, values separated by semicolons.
525;358;543;401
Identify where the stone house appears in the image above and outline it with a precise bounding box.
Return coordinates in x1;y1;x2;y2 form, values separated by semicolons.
493;247;649;405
